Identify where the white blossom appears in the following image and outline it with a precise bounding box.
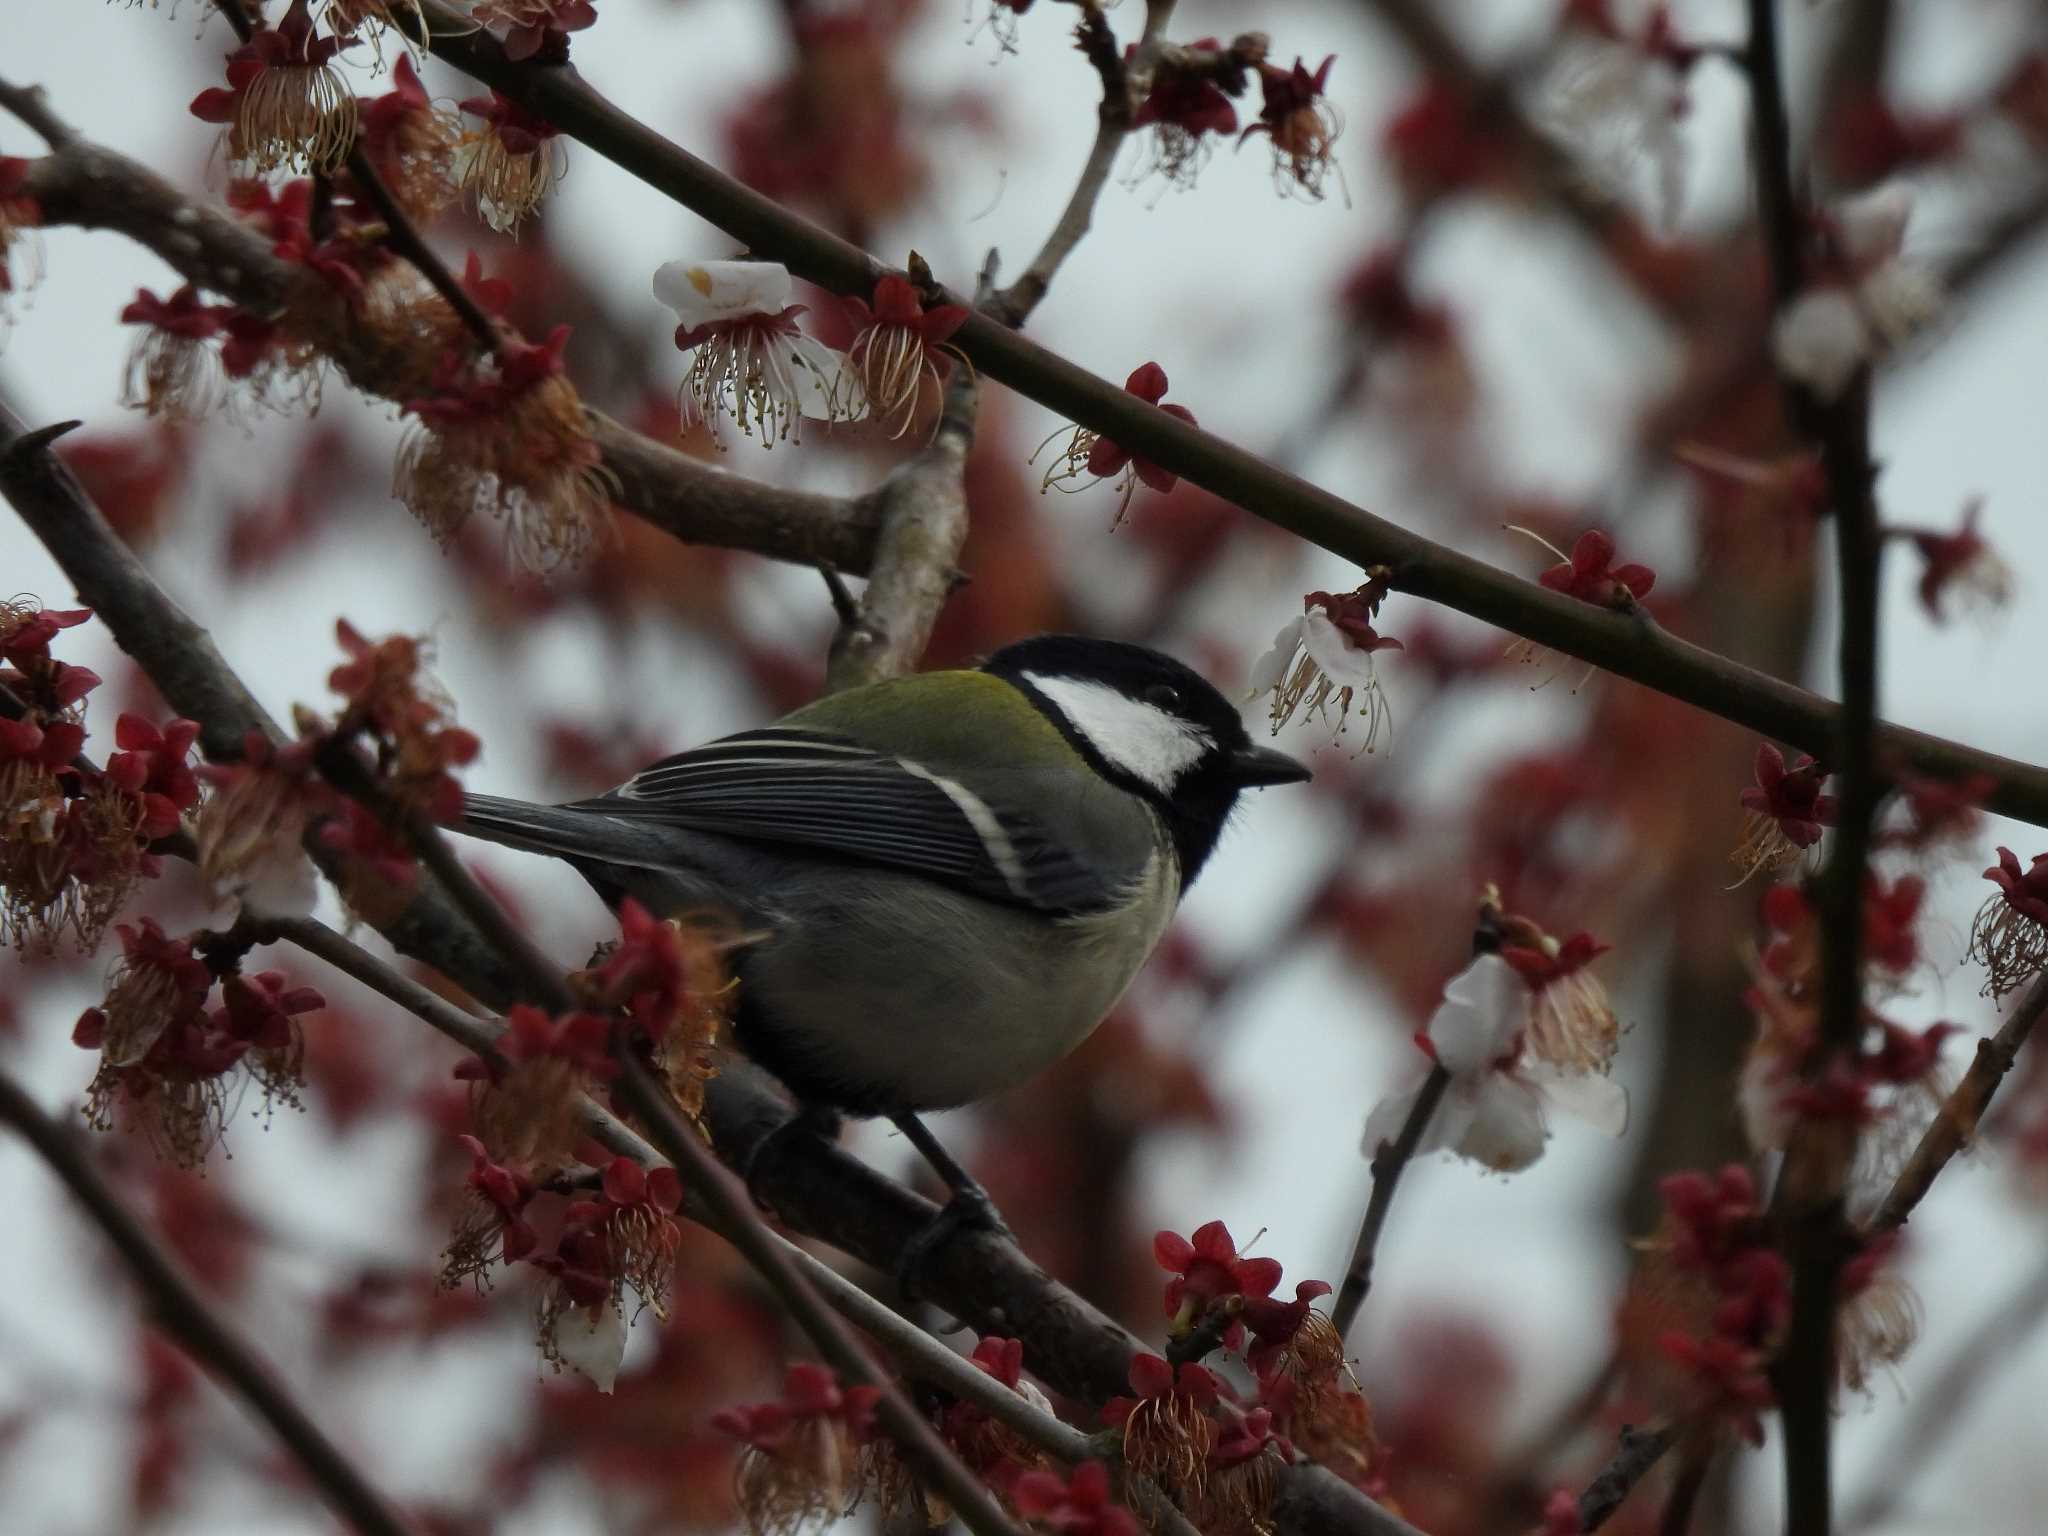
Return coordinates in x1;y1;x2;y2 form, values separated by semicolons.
1361;954;1628;1174
652;260;864;446
548;1300;626;1393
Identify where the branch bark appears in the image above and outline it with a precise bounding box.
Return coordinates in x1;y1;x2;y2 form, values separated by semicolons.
0;1069;418;1536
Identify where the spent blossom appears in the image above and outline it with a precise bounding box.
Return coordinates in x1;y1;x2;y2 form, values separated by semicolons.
1901;499;2012;625
1492;904;1619;1076
713;1363;881;1536
357;55;462;219
396;325;613;572
1154;1219;1282;1347
842;274;967;439
1361;951;1628;1174
119;287;229;421
471;0;599;62
1969;847;2048;998
1128;37;1245;191
1033;362;1194;523
1247;581;1401;752
1102;1353;1220;1496
455;90;565;233
655;260;864;448
189;0;358;174
1241;55;1343;202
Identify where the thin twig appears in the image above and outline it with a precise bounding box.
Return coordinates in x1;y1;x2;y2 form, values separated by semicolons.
987;1;1175;326
1869;972;2048;1233
608;1057;1028;1536
1576;1422;1680;1532
399;7;2048;835
1331;1062;1450;1341
0;1070;417;1536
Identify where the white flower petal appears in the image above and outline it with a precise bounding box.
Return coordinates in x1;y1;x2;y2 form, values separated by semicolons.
653;259;795;327
1248;618;1305;695
1859;260;1943;347
235;852;321;921
1453;1073;1550;1172
1426;954;1527;1076
1526;1061;1630;1137
1771;289;1871;400
552;1303;626;1393
1837;182;1914;264
1299;610;1380;688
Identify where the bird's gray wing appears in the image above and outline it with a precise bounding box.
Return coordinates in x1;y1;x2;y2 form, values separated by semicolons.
540;726;1117;916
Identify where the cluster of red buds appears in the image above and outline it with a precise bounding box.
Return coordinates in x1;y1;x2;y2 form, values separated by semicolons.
396;327;615;573
1113;1222;1373;1525
713;1363;882;1535
1;602;203;953
1649;1165;1786;1443
74;920;323;1167
1741;877;1956;1152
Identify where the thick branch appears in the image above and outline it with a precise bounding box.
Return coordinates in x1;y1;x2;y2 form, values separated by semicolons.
401;10;2048;834
0;1069;417;1536
826;346;978;691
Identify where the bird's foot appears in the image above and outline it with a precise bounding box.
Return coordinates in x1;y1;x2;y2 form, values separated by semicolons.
894;1178;1013;1302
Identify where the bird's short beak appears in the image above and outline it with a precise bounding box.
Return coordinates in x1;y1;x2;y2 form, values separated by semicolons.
1227;742;1313;787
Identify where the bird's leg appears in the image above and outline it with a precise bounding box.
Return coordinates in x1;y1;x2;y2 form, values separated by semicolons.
890;1112;1013;1300
738;1102;845;1211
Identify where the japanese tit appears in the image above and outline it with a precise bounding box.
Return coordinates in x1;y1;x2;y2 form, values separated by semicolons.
454;635;1309;1129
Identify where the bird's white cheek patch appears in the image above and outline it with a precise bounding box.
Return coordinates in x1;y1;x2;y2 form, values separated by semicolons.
1023;673;1211;793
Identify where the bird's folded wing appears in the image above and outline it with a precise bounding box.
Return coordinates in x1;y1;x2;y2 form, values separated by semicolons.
583;727;1115;916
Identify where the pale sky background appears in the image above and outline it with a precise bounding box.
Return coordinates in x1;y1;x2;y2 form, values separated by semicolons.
3;1;2048;1532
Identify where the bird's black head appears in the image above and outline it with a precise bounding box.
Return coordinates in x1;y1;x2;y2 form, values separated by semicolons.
982;635;1311;886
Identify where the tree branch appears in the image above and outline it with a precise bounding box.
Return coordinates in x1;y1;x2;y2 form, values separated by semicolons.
826;321;979;691
1869;972;2048;1234
398;8;2048;836
985;0;1174;327
1330;1062;1449;1341
1576;1422;1680;1532
0;1069;418;1536
0;88;884;577
1741;3;1887;1529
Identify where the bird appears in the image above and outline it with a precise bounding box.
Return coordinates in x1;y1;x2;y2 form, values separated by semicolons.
453;634;1311;1274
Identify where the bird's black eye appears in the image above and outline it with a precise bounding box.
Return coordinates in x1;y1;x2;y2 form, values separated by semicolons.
1142;682;1182;710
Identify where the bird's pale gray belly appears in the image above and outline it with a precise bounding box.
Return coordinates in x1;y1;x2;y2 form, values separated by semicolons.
736;854;1175;1113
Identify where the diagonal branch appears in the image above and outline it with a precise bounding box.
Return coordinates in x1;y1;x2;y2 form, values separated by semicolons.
0;1068;418;1536
0;82;884;577
1869;972;2048;1234
400;6;2048;836
1330;1063;1449;1341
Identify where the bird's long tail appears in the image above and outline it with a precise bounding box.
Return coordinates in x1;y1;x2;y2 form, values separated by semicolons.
452;793;656;865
